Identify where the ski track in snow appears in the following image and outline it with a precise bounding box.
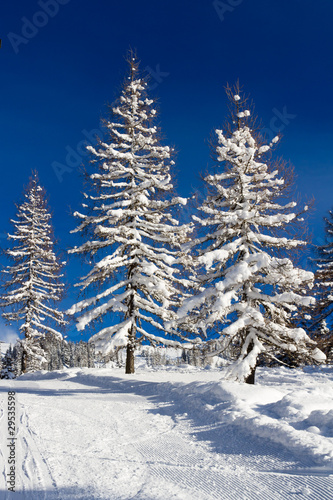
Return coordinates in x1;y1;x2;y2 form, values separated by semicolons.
17;404;59;499
0;368;333;499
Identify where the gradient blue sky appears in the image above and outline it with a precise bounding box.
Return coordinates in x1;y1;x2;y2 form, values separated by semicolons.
1;0;332;341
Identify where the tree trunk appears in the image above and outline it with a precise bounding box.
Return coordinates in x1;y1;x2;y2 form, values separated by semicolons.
245;339;256;384
125;344;135;374
22;349;27;374
125;291;136;374
245;365;256;384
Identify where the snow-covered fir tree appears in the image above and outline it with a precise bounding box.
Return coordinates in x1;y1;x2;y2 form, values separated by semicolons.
1;345;17;379
1;345;15;379
61;341;75;368
0;342;24;378
11;342;23;377
317;319;332;361
1;173;67;373
310;210;333;334
177;85;325;383
39;332;64;371
68;54;191;373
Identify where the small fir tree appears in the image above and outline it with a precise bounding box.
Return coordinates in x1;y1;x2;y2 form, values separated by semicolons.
311;210;333;333
314;319;332;363
178;85;325;383
11;342;24;378
1;173;67;372
1;345;16;379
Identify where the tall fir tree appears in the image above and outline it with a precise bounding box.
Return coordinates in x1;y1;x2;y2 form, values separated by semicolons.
68;54;191;373
1;173;67;373
178;85;325;383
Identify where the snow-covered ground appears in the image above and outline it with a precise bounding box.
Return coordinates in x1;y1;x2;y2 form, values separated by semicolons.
1;360;333;499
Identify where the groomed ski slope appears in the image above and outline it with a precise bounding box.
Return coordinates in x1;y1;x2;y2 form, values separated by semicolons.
1;362;333;499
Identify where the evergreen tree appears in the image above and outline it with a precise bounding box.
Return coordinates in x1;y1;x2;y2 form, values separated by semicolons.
74;341;88;367
12;341;24;378
68;54;191;373
1;173;67;372
178;85;325;383
87;342;95;368
1;345;16;379
311;209;333;332
61;341;75;368
318;319;332;361
40;332;64;370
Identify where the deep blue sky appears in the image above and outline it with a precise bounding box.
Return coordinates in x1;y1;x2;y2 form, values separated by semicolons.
1;0;332;341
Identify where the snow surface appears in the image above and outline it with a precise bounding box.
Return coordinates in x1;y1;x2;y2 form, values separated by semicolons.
1;361;333;499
